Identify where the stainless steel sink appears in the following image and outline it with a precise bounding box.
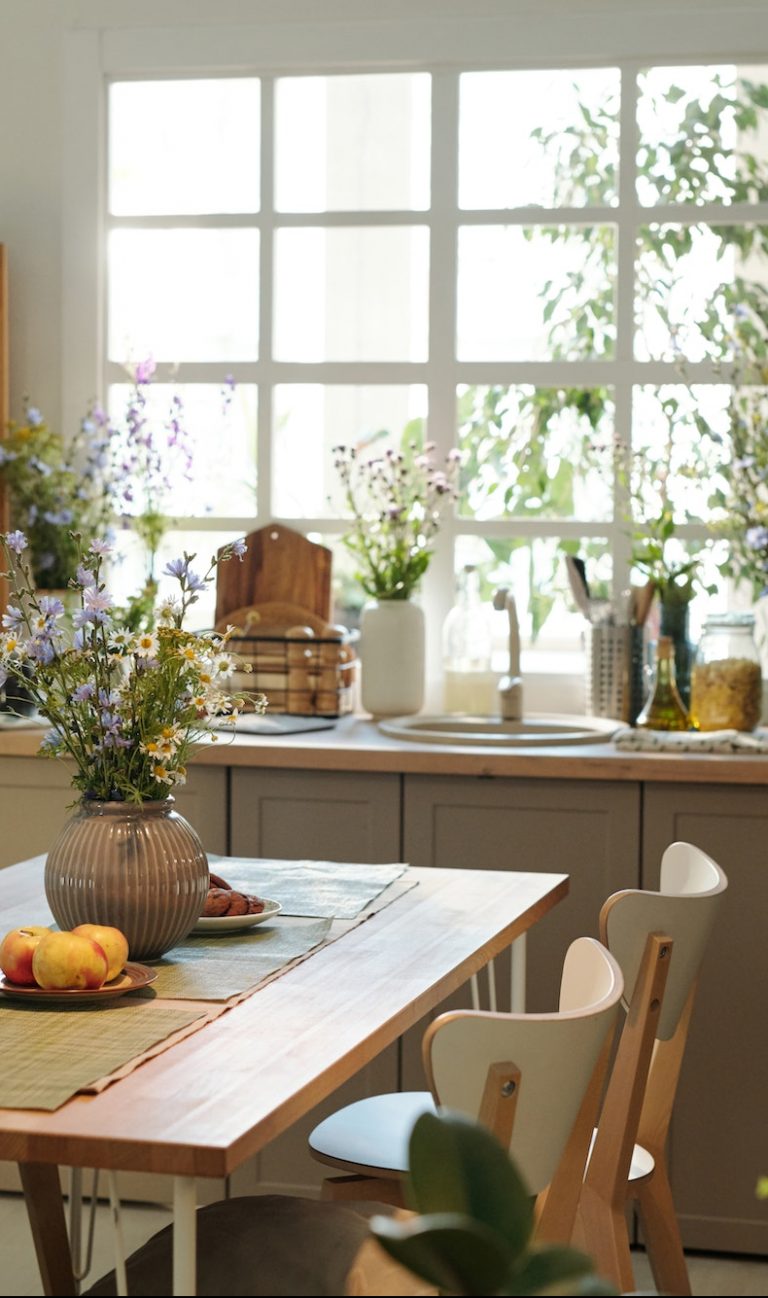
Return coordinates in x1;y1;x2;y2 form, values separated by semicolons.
378;713;620;746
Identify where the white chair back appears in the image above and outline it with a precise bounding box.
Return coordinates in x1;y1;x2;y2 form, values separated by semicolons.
423;936;623;1196
601;841;727;1041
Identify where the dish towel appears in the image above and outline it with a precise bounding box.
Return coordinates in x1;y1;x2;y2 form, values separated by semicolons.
614;726;768;753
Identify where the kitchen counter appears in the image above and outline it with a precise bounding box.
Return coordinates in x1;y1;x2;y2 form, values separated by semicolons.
1;714;768;783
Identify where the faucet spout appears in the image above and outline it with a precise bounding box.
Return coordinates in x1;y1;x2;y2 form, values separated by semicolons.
493;588;523;721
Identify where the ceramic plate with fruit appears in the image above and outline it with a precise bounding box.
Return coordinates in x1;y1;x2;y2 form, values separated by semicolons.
192;872;282;934
0;922;154;1002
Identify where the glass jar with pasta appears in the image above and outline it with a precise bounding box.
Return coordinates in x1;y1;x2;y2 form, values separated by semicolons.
690;613;762;732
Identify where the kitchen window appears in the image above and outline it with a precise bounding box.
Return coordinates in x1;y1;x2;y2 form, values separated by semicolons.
96;52;768;698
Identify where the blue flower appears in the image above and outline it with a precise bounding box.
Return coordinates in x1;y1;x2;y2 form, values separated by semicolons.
231;538;247;559
5;530;27;555
26;407;44;427
38;596;65;619
1;606;23;630
89;539;113;557
71;683;96;703
164;557;188;580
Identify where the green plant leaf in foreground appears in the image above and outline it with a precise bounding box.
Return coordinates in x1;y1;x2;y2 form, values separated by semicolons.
371;1211;513;1296
407;1111;534;1261
509;1245;596;1294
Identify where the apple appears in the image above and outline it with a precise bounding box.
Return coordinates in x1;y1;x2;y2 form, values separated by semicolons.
0;926;52;985
31;931;108;991
71;924;129;982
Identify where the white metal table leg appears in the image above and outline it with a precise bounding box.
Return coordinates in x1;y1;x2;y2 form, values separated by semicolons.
173;1175;198;1296
510;935;527;1012
107;1172;128;1297
69;1167;83;1294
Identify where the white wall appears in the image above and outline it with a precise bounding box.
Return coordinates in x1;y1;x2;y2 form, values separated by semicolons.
1;0;768;424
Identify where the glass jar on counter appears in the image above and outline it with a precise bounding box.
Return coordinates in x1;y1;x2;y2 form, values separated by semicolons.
690;613;762;732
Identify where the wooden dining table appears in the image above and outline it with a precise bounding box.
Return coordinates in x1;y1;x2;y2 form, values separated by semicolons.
0;855;568;1297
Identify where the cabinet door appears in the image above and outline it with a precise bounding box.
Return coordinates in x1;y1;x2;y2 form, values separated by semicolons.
229;767;401;1196
401;775;640;1087
0;758;228;867
405;775;640;1007
643;783;768;1255
230;768;401;863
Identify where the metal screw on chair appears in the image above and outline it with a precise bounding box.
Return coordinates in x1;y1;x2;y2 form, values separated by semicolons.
660;945;670;958
501;1080;517;1097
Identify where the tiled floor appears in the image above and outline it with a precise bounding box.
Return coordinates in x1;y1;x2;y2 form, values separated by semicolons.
0;1191;767;1296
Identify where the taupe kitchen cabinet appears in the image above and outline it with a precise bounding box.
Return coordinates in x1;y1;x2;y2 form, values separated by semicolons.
400;774;641;1087
230;767;401;862
0;757;228;867
643;782;768;1257
228;764;402;1198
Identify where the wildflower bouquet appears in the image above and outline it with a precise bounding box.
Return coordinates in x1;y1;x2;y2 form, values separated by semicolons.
0;403;116;590
0;531;263;802
333;440;461;600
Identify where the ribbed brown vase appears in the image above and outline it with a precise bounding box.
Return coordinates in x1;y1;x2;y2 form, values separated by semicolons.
44;799;209;960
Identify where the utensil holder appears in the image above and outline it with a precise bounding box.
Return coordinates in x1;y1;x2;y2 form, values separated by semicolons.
585;625;645;724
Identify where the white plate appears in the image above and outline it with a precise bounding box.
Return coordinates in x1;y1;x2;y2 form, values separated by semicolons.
191;900;282;934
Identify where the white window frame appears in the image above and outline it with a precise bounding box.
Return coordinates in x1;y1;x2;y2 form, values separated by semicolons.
60;3;768;703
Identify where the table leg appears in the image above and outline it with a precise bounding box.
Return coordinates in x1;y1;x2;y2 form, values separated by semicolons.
510;934;527;1012
172;1175;197;1296
19;1162;76;1296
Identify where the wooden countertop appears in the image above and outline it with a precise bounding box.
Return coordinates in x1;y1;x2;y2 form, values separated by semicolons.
1;715;767;784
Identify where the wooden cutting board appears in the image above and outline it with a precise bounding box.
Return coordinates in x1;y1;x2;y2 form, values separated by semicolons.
215;523;332;626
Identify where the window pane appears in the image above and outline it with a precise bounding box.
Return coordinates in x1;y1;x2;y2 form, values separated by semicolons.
458;384;613;522
273;384;428;517
637;65;768;206
631;385;729;525
455;534;612;654
275;74;430;212
460;69;620;209
109;79;260;216
457;226;616;361
109;382;257;519
109;528;244;631
274;227;429;361
108;229;259;362
634;223;768;362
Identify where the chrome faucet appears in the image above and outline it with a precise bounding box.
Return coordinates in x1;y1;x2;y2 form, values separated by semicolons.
493;588;523;721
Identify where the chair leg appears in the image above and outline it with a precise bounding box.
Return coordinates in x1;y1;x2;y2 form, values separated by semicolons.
635;1168;691;1297
321;1174;406;1207
577;1185;636;1296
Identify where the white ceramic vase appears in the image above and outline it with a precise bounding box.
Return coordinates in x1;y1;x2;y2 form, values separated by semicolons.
359;598;425;718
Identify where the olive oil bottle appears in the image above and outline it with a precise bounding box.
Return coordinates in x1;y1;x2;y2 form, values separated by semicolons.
635;635;690;732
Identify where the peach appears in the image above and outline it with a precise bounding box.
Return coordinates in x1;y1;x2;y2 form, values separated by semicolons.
0;926;52;985
31;931;108;991
71;924;129;982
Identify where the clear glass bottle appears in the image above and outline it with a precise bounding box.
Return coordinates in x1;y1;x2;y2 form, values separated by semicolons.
635;635;690;732
690;612;762;732
442;565;497;715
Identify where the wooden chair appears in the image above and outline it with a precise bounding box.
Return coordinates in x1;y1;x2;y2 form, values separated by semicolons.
308;935;623;1236
559;840;728;1296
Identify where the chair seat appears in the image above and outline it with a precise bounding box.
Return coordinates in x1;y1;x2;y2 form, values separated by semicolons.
309;1092;437;1177
585;1127;655;1183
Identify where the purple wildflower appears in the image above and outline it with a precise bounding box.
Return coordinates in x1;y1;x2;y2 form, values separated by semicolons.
1;606;23;631
38;596;65;619
89;539;113;557
5;530;27;554
71;683;96;703
231;538;247;559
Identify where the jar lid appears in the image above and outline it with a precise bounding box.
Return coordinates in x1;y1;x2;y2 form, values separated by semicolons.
702;612;755;629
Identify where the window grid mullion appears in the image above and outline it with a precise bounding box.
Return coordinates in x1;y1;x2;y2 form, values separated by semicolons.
257;75;275;524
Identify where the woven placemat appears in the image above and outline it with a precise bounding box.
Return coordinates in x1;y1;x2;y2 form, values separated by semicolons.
148;918;332;1000
209;858;407;919
0;1000;203;1111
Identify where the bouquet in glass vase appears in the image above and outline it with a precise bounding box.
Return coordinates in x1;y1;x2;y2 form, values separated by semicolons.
0;530;265;958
